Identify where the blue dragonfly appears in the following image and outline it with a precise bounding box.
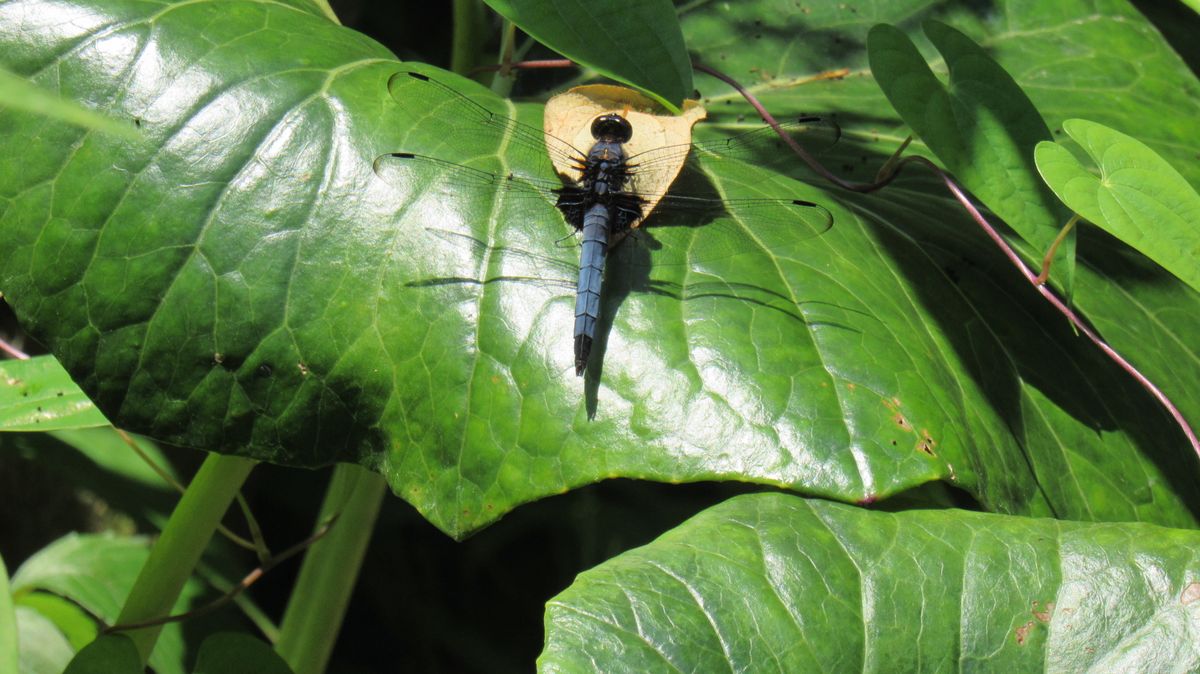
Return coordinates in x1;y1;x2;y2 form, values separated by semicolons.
375;71;836;376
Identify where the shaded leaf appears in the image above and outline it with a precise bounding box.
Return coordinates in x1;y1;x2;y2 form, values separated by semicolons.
0;356;108;431
194;632;293;674
12;533;206;674
1035;118;1200;293
867;21;1074;288
482;0;691;109
15;592;99;651
541;493;1200;673
63;634;141;674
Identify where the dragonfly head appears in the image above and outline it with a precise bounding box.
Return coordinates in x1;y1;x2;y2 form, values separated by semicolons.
591;113;633;144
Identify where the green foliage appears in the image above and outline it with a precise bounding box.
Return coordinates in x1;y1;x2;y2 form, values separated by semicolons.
867;21;1075;291
0;0;1198;670
481;0;691;109
2;0;1197;541
1036;118;1200;293
542;493;1200;672
10;533;206;674
193;633;294;674
63;635;142;674
0;356;108;431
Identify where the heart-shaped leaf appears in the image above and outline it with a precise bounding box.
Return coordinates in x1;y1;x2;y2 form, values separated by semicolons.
867;21;1074;288
1035;118;1200;293
541;493;1200;672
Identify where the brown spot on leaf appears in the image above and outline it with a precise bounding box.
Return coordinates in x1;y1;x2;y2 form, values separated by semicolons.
1182;582;1200;605
1015;620;1034;645
1032;600;1054;623
917;430;936;455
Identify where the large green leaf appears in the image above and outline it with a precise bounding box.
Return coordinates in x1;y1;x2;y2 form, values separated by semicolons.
541;493;1200;672
0;0;1198;540
1035;118;1200;293
482;0;691;109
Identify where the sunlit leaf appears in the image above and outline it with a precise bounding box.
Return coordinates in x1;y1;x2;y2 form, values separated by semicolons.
0;356;108;431
1035;118;1200;293
542;493;1200;672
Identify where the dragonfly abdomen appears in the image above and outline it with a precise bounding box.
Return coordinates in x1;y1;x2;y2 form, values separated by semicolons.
573;203;610;376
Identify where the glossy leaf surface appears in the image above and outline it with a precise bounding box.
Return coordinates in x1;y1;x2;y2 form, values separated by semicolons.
541;493;1200;673
0;66;139;139
0;356;108;431
482;0;691;109
1035;118;1200;293
0;0;1198;539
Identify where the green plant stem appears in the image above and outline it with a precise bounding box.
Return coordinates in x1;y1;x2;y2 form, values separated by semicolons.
113;452;256;664
451;0;483;76
276;464;387;674
490;20;518;96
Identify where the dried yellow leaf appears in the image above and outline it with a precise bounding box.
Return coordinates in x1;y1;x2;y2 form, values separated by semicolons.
543;85;706;227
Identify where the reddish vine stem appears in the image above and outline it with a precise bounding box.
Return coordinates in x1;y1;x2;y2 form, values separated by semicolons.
104;514;340;634
900;155;1200;456
0;336;29;360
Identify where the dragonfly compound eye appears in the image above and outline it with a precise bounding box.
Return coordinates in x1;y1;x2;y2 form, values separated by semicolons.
590;113;633;143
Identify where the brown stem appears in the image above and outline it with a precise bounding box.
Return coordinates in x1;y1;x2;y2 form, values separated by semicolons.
691;60;902;193
1036;214;1079;286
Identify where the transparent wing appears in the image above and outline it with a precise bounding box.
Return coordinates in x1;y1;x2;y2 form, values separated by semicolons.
387;71;586;177
388;70;838;194
374;152;832;272
625;116;840;193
